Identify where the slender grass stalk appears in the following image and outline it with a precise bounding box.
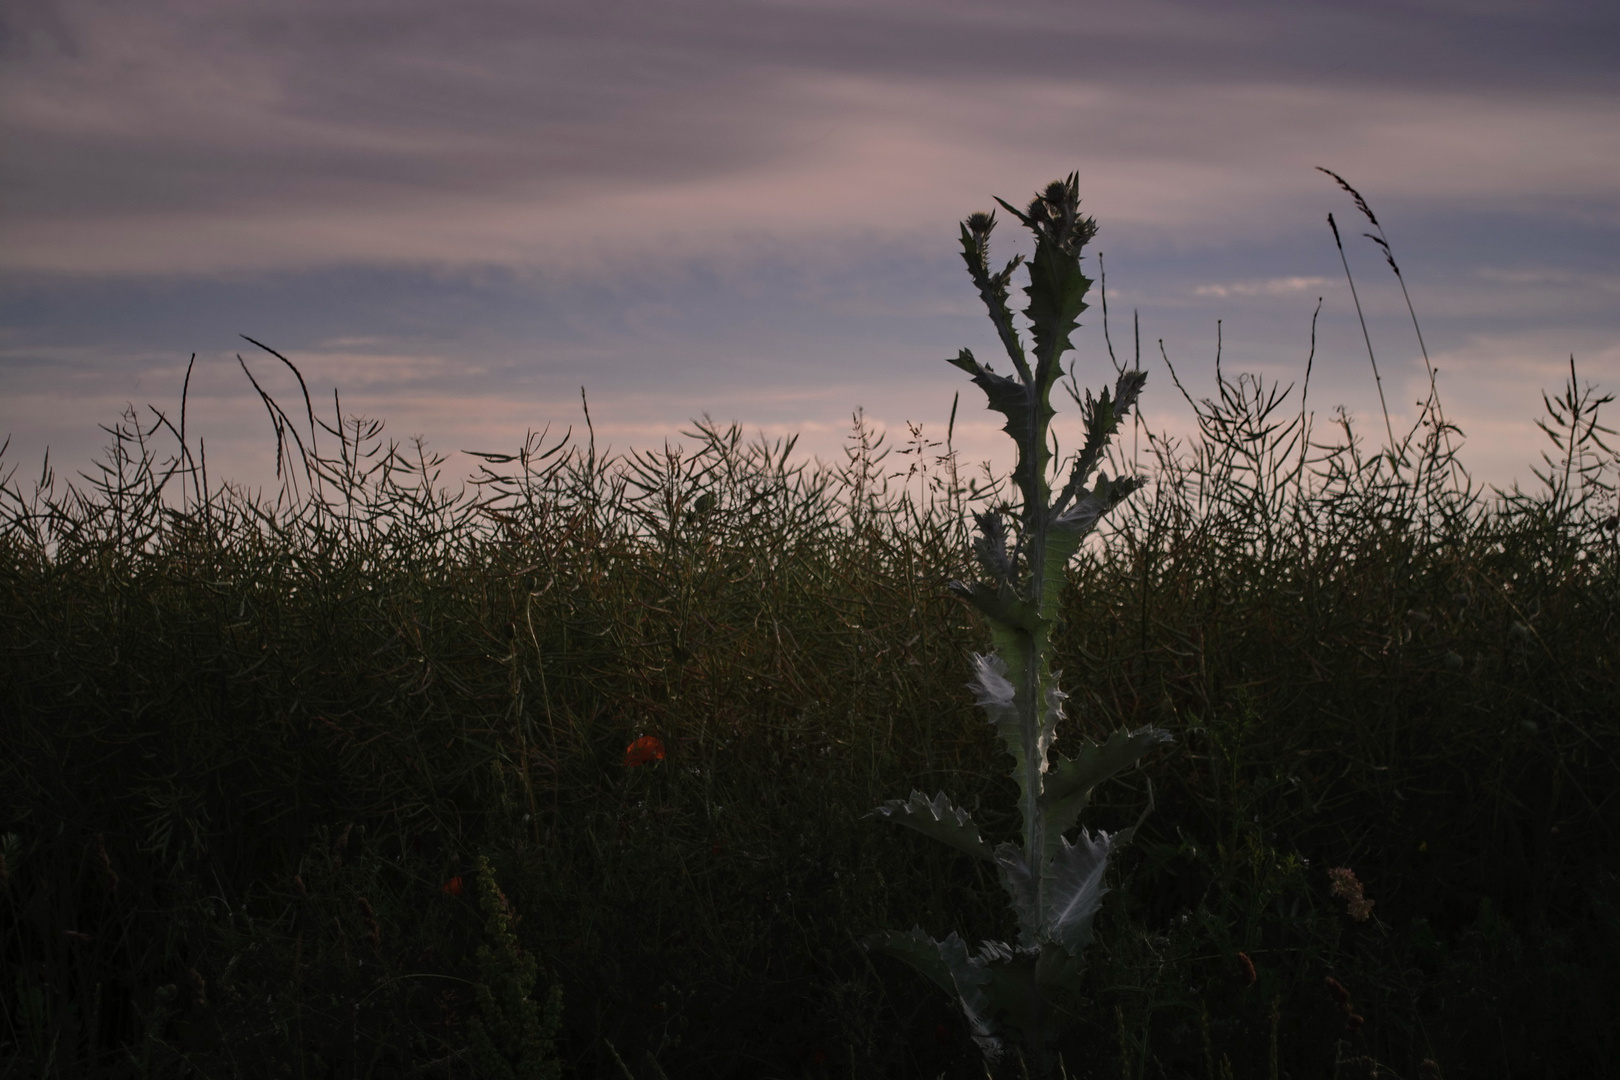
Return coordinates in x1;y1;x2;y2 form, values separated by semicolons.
1325;210;1398;458
864;176;1169;1077
1318;167;1468;495
1316;167;1439;399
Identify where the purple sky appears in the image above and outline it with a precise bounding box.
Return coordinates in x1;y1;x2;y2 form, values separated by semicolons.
4;0;1618;495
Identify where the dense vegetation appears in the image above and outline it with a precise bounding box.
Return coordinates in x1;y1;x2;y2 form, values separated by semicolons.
3;299;1617;1077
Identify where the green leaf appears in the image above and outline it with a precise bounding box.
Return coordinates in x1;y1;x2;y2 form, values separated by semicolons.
1037;519;1090;619
872;790;994;862
957;218;1029;381
941;935;1006;1061
947;347;1047;516
1038;472;1146;621
865;927;1005;1059
1023;241;1090;387
993;841;1040;948
971;510;1013;584
1040;726;1172;855
1055;369;1148;517
969;653;1059;844
1041;826;1120;958
863;925;956;997
947;580;1040;639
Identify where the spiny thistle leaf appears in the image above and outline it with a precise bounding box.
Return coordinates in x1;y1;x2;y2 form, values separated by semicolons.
947;579;1039;639
979;945;1045;1056
967;652;1023;742
972;510;1013;583
1021;232;1092;382
865;927;1004;1059
1041;827;1122;959
1054;473;1140;536
947;349;1045;513
993;841;1040;948
864;924;957;997
942;935;1010;1061
1041;726;1175;855
959;214;1029;380
1056;369;1148;516
1040;473;1147;620
872;790;994;863
968;654;1062;842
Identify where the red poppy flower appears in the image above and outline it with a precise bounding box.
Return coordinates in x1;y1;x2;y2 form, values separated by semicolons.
624;735;666;767
442;876;463;897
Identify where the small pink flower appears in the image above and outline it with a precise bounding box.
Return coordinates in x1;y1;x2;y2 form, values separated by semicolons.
1329;867;1375;921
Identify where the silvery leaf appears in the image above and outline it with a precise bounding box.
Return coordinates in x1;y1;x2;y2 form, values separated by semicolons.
1040;725;1172;859
872;790;993;863
865;927;1004;1060
1042;826;1121;957
994;841;1041;949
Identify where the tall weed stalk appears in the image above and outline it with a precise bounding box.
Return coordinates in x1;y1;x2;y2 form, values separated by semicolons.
865;177;1169;1077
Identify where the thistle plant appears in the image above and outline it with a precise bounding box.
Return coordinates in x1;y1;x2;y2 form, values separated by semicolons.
865;175;1170;1075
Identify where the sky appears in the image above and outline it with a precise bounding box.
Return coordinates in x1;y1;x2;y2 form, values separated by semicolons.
3;0;1618;498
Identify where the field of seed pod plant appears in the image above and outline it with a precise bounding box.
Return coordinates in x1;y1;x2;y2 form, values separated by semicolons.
3;180;1618;1080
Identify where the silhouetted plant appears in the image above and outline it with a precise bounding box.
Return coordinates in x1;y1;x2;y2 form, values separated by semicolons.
864;176;1169;1077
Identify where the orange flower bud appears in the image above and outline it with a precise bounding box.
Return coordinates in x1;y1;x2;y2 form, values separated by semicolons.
1237;951;1257;987
624;735;666;767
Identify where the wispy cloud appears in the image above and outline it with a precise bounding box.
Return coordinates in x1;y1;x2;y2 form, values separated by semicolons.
5;2;1619;277
1194;276;1331;299
1476;267;1620;293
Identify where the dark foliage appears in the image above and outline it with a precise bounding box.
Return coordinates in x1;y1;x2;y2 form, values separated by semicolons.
1;309;1616;1080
